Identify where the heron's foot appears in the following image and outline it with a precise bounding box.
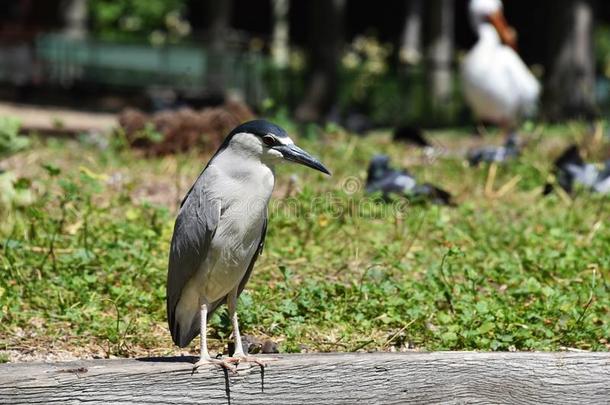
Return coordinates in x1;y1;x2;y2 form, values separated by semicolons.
192;356;237;374
224;353;275;368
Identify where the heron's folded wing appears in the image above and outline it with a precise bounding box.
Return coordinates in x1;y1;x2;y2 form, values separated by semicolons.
166;168;221;346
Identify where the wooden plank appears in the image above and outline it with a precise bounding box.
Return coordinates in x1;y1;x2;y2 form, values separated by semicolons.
0;352;609;404
0;102;117;135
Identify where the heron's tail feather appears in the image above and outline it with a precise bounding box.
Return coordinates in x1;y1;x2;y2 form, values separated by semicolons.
169;292;201;348
169;294;224;348
175;317;200;348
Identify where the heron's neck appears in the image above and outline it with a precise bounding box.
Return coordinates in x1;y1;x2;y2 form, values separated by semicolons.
476;24;501;46
212;147;275;191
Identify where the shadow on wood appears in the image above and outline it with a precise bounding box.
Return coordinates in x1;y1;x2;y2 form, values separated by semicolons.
136;355;197;363
1;352;609;404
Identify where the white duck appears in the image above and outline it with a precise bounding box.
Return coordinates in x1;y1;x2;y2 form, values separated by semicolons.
461;0;540;136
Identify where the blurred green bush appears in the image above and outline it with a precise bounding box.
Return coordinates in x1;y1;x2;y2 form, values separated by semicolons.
0;117;29;157
89;0;191;45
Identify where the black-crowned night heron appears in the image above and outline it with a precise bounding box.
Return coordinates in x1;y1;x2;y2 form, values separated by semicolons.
167;120;330;371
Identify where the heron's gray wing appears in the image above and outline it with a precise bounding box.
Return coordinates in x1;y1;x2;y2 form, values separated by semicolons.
166;168;221;347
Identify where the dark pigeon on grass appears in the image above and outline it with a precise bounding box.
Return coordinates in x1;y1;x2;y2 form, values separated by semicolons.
467;133;520;166
393;125;430;147
327;106;374;135
544;145;610;195
393;125;443;161
596;161;610;193
365;154;453;205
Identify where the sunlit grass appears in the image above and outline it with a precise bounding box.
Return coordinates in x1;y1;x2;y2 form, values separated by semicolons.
1;122;608;360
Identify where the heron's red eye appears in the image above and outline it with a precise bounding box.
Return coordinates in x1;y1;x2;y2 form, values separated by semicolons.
262;135;276;146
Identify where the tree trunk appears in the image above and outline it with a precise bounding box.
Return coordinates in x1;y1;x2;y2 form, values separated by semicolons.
400;0;424;66
425;0;455;122
399;0;426;125
271;0;290;69
544;0;597;120
61;0;88;40
295;0;345;123
204;0;233;100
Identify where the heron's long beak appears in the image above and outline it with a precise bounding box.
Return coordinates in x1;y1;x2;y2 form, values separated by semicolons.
274;144;331;175
487;10;517;50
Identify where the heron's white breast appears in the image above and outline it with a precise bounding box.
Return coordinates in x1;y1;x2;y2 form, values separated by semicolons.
198;146;275;302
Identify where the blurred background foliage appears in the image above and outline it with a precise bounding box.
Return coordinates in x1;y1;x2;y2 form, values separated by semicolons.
90;0;191;44
0;0;608;127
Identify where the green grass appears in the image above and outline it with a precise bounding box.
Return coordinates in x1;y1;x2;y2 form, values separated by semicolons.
1;123;609;360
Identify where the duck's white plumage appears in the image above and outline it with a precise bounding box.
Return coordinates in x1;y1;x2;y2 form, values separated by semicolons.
461;0;540;126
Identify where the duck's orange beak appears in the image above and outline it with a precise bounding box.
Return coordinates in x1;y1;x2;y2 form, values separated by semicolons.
487;10;517;50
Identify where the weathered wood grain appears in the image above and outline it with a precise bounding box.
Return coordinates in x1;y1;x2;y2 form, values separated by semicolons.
1;352;609;404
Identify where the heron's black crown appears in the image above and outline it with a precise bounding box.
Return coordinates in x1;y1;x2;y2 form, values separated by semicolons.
229;119;289;139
